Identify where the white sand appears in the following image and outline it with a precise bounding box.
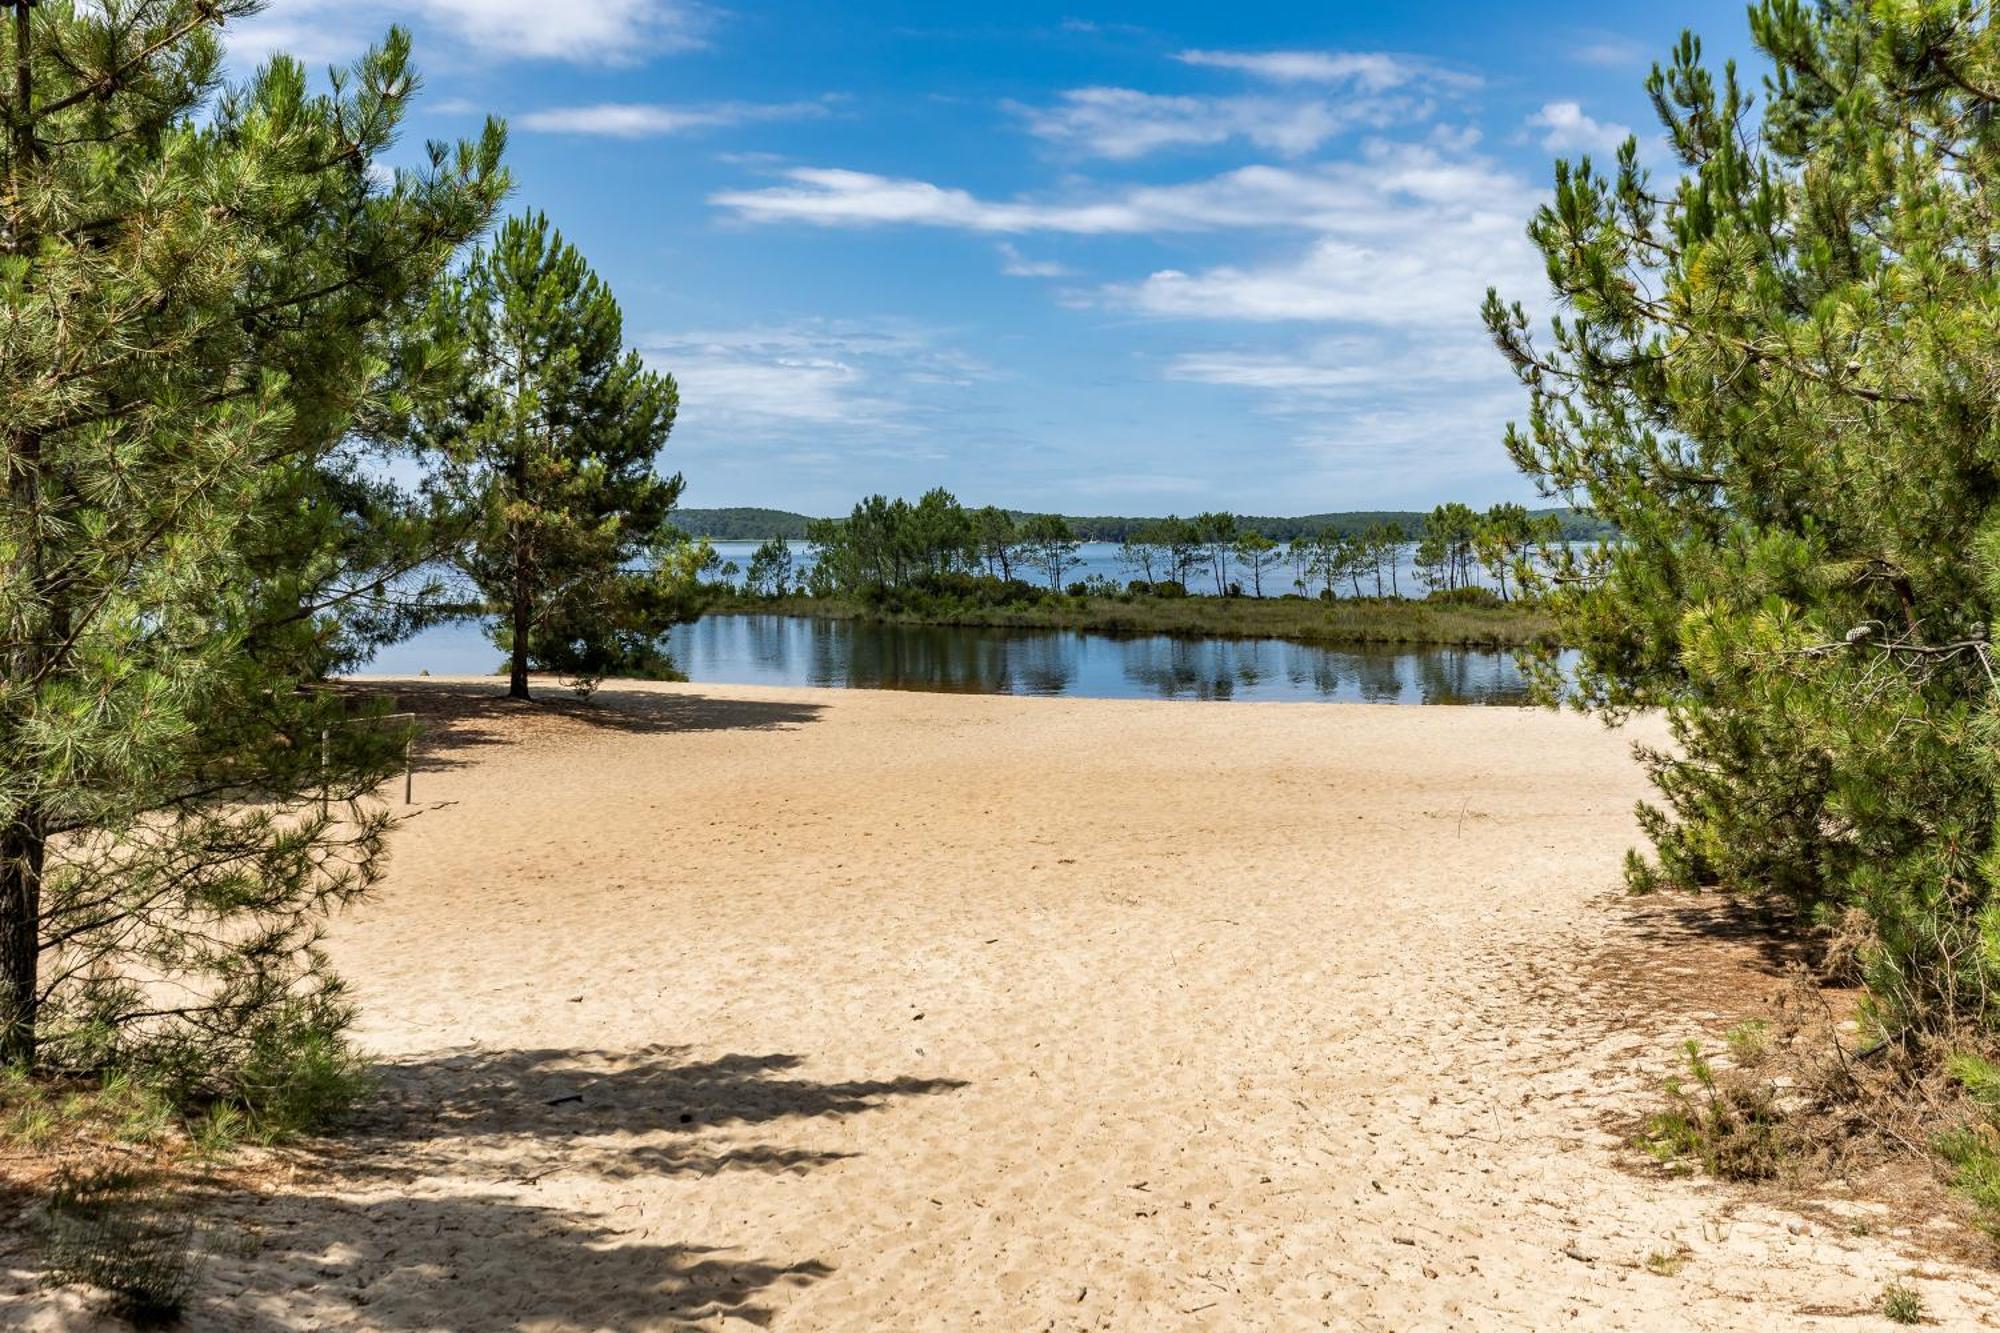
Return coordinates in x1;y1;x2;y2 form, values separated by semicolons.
13;680;2000;1329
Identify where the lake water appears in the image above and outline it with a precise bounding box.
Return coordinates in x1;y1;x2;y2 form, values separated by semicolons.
361;614;1558;705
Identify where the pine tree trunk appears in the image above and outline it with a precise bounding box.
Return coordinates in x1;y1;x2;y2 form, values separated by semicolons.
1;5;37;1063
507;345;532;701
508;570;530;699
0;814;43;1066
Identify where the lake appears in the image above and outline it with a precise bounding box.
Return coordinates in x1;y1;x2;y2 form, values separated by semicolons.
704;539;1449;597
360;614;1559;705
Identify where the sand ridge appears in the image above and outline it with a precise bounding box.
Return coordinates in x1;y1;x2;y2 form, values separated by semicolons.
12;680;2000;1329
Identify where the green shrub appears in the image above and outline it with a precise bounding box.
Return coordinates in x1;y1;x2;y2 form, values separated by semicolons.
1940;1053;2000;1235
229;1016;373;1142
1880;1280;1924;1325
1644;1040;1793;1180
1423;585;1503;607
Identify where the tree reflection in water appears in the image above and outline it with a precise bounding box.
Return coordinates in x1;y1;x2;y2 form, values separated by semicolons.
660;616;1559;704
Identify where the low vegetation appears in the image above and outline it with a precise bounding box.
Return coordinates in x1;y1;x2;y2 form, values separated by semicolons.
711;584;1554;648
709;487;1563;647
1643;1038;1794;1182
39;1165;205;1325
1881;1280;1926;1326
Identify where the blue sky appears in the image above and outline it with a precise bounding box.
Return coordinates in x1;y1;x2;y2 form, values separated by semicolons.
236;0;1755;516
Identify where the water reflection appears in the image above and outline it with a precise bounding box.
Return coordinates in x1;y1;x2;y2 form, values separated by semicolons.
669;616;1551;705
360;614;1558;704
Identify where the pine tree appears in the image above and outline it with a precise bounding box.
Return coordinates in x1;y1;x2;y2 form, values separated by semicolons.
1485;3;2000;1041
1021;513;1080;590
0;2;505;1076
450;213;690;699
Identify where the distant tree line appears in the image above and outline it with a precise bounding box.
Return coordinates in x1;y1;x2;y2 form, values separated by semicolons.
677;504;1612;544
734;491;1562;602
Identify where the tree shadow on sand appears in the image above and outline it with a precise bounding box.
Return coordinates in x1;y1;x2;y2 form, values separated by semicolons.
338;682;829;775
187;1045;966;1329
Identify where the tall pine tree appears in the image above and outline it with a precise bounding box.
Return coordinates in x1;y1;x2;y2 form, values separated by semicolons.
0;0;504;1081
1486;2;2000;1044
451;213;693;699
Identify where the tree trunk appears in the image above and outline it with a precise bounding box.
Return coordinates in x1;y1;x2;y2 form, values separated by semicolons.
508;343;532;700
508;567;531;699
0;814;42;1066
0;4;45;1066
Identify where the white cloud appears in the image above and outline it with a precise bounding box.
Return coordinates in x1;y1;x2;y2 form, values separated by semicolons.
1525;100;1632;155
997;243;1074;278
1167;336;1502;398
640;323;989;434
1569;34;1648;67
715;141;1546;335
711;167;1174;233
1119;227;1524;328
713;149;1531;237
1013;86;1404;160
518;100;831;138
227;0;709;67
1175;48;1478;92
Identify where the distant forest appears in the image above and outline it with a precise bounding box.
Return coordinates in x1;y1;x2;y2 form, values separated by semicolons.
675;505;1615;543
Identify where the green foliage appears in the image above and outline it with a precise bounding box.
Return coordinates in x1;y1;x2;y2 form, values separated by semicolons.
806;488;978;592
1644;1040;1792;1180
744;535;797;597
0;2;504;1087
446;212;694;699
1487;3;2000;1043
711;586;1555;649
1724;1019;1772;1064
1940;1053;2000;1235
1881;1281;1925;1325
1020;513;1081;591
40;1165;203;1324
672;507;814;540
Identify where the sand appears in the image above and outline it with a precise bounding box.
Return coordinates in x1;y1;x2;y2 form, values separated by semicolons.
12;680;2000;1329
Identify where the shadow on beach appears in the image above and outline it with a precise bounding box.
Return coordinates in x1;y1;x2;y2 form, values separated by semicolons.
195;1044;965;1329
339;681;830;775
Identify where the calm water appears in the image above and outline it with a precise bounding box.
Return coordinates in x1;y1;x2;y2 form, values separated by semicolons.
361;614;1558;705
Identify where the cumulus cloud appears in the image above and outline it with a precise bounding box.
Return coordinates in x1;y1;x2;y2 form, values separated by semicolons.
1525;100;1632;155
713;150;1534;239
518;100;831;138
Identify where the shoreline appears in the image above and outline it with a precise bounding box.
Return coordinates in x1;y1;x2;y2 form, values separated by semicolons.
699;592;1556;649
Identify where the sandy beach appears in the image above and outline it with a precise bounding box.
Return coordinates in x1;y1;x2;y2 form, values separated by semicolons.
15;680;2000;1329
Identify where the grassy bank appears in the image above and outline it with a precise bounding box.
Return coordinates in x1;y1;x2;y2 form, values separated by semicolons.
705;591;1556;649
